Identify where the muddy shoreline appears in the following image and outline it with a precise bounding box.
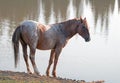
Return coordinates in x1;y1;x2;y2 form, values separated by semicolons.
0;70;104;83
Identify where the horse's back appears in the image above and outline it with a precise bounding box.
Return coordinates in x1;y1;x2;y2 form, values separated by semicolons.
20;20;38;29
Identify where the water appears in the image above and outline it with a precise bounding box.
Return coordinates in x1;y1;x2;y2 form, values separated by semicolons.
0;0;120;83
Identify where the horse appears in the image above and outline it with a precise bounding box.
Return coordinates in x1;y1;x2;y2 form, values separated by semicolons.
12;17;90;77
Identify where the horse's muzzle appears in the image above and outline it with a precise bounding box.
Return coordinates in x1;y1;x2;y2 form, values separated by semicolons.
85;37;91;42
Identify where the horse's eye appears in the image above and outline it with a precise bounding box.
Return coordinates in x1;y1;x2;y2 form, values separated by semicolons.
82;26;87;32
77;25;79;27
82;26;86;29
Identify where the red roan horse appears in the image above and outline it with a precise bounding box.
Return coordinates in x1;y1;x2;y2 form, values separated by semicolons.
12;17;90;77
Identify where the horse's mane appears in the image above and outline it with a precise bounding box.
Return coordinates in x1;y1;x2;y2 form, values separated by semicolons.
60;18;78;25
59;18;89;30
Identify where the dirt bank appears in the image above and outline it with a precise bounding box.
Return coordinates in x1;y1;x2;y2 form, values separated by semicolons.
0;70;104;83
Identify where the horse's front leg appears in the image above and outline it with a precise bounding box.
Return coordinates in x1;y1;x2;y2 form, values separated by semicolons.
46;49;55;76
52;47;62;77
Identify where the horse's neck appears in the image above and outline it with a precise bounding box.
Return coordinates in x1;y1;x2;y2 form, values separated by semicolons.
61;20;77;39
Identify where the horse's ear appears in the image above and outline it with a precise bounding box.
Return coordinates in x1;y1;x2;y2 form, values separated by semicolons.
83;17;89;29
84;17;86;21
83;17;87;24
80;16;83;23
80;16;82;19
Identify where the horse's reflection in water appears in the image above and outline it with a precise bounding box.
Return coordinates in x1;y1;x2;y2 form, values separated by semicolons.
12;17;90;77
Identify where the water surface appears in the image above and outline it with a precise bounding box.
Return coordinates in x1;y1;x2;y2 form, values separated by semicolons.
0;0;120;83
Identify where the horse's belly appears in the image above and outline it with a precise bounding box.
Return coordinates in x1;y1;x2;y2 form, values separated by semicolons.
37;44;55;50
37;39;56;50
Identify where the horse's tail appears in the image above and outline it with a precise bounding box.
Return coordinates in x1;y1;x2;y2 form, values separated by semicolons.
12;25;21;68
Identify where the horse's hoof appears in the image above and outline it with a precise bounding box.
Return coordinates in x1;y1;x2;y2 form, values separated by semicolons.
52;72;57;77
53;74;57;77
34;73;41;76
46;74;50;77
35;72;40;76
46;71;50;77
27;71;33;74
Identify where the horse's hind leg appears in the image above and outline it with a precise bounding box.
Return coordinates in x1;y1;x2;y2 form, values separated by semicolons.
29;47;40;75
21;42;32;74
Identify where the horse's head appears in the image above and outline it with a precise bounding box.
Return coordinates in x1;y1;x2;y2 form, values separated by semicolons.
77;17;90;42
